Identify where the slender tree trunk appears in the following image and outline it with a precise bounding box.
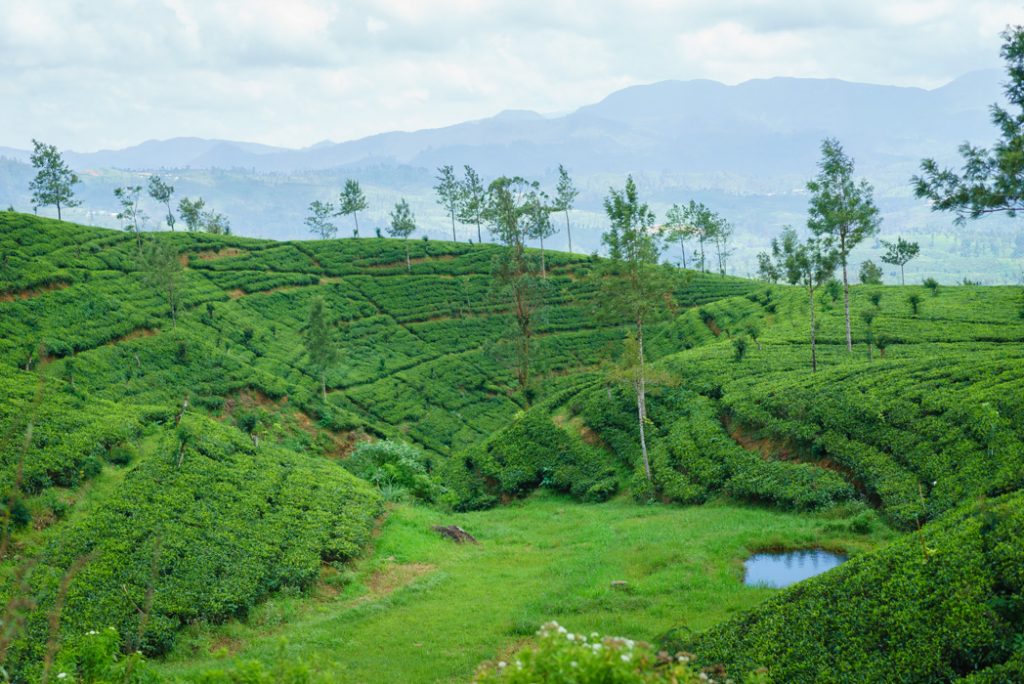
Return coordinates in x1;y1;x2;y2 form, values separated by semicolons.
900;264;905;286
699;236;706;272
635;321;652;482
540;234;546;278
477;217;482;245
841;236;852;352
809;282;818;373
564;210;573;253
354;213;360;236
679;238;687;269
56;202;62;222
451;210;456;242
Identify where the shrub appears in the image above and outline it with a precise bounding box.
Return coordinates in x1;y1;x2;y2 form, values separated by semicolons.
859;260;883;285
344;440;438;503
907;293;922;316
923;277;940;295
732;336;748;362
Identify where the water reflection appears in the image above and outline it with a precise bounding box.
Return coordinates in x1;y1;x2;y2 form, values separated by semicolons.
743;549;847;588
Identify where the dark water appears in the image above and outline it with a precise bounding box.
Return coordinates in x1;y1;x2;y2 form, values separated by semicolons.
743;549;847;588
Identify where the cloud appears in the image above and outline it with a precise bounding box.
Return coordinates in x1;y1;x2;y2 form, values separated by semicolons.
0;0;1021;151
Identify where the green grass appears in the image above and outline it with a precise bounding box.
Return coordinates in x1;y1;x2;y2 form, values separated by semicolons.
156;493;891;683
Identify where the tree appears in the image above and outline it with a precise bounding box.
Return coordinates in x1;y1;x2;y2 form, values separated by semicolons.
388;198;417;271
202;210;230;235
482;176;545;395
305;200;337;239
880;237;920;285
756;251;781;282
913;26;1024;223
599;176;673;484
28;139;80;221
457;166;486;244
770;226;837;372
665;201;717;272
434;165;461;242
663;204;691;269
139;238;184;328
147;176;176;231
178;197;206;232
114;185;147;250
304;297;338;400
859;259;883;285
337;179;368;236
528;192;557;278
807;138;881;352
712;216;734;276
552;164;579;253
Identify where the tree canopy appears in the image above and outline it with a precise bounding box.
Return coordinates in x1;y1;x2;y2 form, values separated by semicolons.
28;139;80;221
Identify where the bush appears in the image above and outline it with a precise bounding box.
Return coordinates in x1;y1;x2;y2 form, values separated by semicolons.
923;277;940;295
475;621;756;683
344;440;438;503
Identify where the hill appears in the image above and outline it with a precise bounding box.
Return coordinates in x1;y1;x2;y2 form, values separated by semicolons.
2;212;1024;681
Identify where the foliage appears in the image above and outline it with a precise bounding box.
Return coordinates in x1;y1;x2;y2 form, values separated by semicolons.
177;197;206;233
475;622;742;684
880;237;920;284
303;296;338;399
29;139;80;221
147;176;176;232
552;164;579;253
337;179;367;235
435;165;461;241
344;439;437;502
913;26;1024;223
304;200;336;240
858;259;882;285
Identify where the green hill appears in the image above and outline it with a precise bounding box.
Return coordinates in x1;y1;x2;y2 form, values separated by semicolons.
2;211;1024;682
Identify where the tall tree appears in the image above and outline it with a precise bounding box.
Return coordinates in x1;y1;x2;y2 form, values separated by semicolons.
388;198;417;272
880;237;920;285
337;179;368;236
552;164;579;253
114;185;147;250
305;200;337;239
29;139;80;221
147;175;176;231
178;197;206;232
599;176;673;483
913;26;1024;223
304;297;338;401
662;203;692;269
529;193;557;278
457;165;485;244
806;138;881;352
435;165;460;242
667;200;718;272
770;226;837;372
712;216;734;276
756;250;781;282
482;176;545;396
139;238;184;328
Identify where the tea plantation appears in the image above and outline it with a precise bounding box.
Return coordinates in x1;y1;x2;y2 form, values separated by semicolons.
2;210;1024;682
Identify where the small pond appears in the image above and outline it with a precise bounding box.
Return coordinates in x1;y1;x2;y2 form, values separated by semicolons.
743;549;847;588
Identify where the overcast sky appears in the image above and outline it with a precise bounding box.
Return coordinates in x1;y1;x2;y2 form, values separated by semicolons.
2;0;1023;152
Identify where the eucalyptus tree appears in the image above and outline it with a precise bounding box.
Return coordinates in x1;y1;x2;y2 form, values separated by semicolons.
663;203;692;269
552;164;579;253
388;198;417;271
770;226;838;372
482;176;545;396
114;185;147;250
435;165;461;242
29;139;80;221
457;165;486;244
598;176;673;483
147;175;176;231
914;27;1024;223
178;197;206;232
806;138;881;352
337;179;368;236
305;200;337;239
880;237;920;285
529;192;557;278
712;216;734;276
140;237;184;328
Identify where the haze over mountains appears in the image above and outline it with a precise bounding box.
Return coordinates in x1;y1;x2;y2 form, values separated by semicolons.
1;69;1004;176
2;68;1020;282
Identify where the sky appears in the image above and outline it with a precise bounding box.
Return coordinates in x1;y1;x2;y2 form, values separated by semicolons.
2;0;1024;152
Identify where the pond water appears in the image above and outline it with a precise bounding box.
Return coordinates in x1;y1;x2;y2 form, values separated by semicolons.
743;549;847;588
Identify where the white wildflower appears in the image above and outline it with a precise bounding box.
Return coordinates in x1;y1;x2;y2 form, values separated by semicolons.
498;661;507;669
566;633;575;641
621;653;631;662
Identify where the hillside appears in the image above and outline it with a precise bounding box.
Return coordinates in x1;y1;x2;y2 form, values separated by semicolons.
2;211;1024;682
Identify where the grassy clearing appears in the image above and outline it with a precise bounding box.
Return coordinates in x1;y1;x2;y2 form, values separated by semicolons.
157;493;892;683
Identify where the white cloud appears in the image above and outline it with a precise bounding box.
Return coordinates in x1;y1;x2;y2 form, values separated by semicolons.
0;0;1020;150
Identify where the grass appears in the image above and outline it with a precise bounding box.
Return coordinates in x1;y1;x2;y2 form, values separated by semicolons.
157;493;892;683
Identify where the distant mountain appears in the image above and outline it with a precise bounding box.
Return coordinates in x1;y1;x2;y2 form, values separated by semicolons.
8;69;1003;180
